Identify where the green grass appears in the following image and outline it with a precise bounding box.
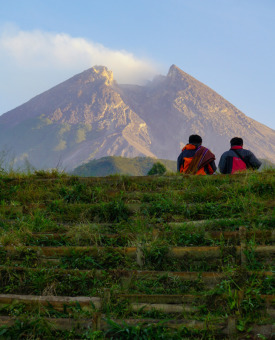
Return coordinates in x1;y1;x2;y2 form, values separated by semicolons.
0;169;274;338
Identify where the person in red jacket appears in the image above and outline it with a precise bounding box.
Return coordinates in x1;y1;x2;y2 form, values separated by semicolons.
218;137;262;174
177;135;216;175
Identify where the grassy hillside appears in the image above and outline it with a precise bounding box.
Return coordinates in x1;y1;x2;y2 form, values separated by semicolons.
0;169;274;338
72;156;177;176
72;156;274;177
260;158;275;169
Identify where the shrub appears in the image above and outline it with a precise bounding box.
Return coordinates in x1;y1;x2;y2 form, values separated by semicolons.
147;162;167;175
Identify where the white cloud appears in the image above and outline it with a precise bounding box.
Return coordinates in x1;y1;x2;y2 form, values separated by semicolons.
0;25;161;113
0;26;159;84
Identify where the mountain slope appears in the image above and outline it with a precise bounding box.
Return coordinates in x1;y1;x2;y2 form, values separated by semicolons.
0;64;274;170
0;66;155;170
119;65;275;162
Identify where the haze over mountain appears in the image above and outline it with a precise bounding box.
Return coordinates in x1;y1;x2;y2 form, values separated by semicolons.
0;65;274;170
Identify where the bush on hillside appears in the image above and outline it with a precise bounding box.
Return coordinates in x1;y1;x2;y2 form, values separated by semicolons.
147;162;167;175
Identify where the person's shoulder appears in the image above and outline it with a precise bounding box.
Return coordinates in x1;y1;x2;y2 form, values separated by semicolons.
205;146;215;154
220;150;231;157
242;148;253;155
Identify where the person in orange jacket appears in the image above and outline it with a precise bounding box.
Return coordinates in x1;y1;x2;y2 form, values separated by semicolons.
177;135;216;175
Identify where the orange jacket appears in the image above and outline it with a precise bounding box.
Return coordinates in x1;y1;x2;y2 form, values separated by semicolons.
177;144;216;175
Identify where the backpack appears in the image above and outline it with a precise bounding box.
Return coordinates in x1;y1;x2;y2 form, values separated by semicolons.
225;150;252;174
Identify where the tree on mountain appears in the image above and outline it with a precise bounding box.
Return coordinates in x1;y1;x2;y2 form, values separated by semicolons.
147;162;167;175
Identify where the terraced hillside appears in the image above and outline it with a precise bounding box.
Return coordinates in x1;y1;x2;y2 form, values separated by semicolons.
0;170;274;339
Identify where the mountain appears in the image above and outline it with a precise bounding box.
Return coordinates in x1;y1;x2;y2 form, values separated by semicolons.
0;65;275;170
72;156;177;177
118;65;275;163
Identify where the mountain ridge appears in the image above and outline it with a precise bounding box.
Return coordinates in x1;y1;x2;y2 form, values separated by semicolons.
0;64;274;170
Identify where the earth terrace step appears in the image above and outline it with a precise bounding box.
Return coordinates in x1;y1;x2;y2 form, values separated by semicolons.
0;217;252;226
1;216;274;232
1;222;274;248
116;294;203;314
117;294;275;317
0;266;272;288
117;293;274;304
0;219;114;230
116;293;204;304
100;318;275;338
2;186;273;205
98;317;224;332
0;294;101;311
3;245;275;265
2;200;274;220
30;229;275;243
3;246;136;258
31;231;117;240
0;315;99;330
0;218;265;232
116;294;275;315
130;303;198;313
166;215;275;226
0;315;273;337
205;230;275;242
167;245;275;260
0;315;226;333
1;293;271;315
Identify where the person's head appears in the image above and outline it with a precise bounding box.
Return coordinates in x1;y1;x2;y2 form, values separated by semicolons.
189;134;202;146
230;137;243;147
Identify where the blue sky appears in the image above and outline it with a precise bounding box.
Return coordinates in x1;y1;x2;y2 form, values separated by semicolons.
0;0;274;129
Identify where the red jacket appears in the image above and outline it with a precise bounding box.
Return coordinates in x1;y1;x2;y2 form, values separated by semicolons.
218;146;262;174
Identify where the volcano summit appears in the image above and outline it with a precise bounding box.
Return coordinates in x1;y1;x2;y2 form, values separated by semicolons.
0;65;274;170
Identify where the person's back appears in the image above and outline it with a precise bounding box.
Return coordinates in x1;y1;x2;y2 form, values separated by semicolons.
177;134;216;175
219;137;262;174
